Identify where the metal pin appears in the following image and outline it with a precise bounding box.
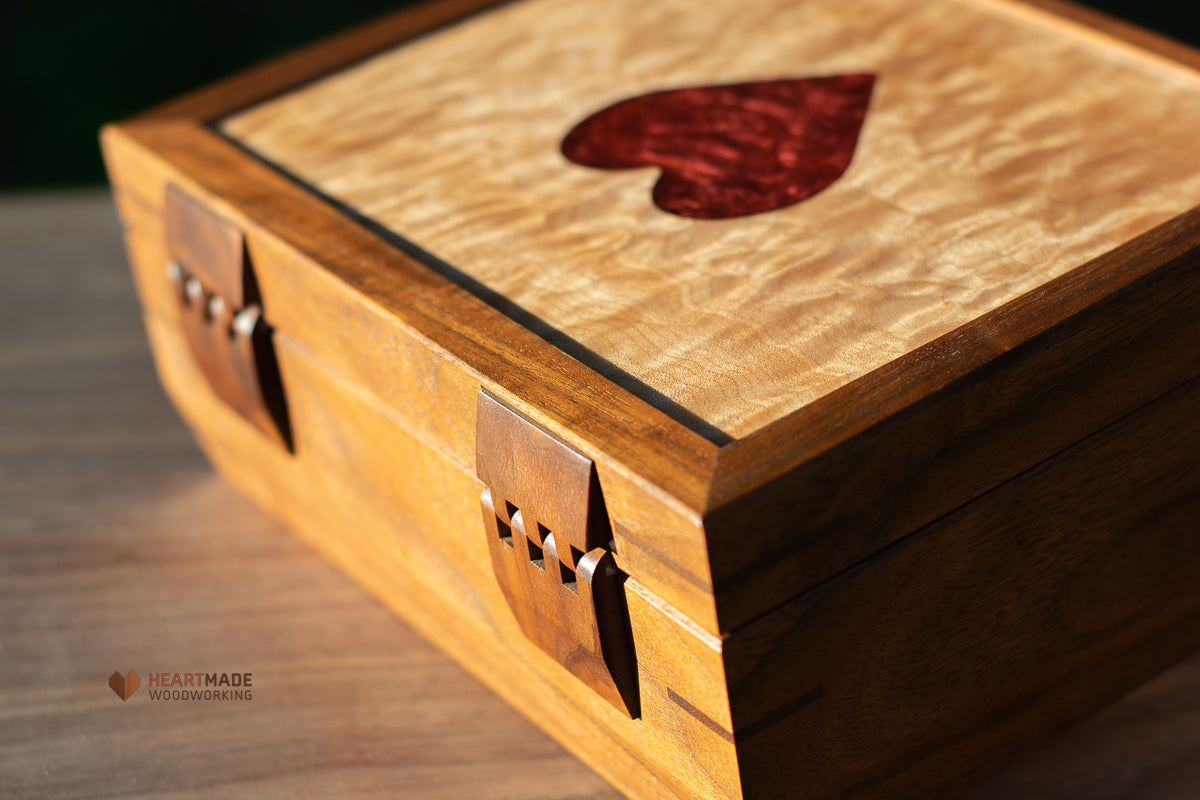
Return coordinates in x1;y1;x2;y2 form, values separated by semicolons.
184;277;205;302
166;261;183;284
232;306;261;338
208;294;226;319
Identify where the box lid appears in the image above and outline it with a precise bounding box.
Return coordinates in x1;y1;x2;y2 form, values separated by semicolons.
221;0;1200;438
106;0;1200;635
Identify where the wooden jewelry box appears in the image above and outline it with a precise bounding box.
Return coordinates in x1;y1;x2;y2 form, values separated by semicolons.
102;0;1200;797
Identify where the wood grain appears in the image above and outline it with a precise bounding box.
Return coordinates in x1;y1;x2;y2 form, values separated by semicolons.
221;0;1200;439
723;374;1200;800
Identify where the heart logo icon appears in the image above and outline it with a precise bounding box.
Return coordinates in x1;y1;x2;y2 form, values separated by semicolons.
562;74;875;219
109;670;140;701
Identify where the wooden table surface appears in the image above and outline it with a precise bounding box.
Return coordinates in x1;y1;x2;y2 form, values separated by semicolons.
1;190;1198;799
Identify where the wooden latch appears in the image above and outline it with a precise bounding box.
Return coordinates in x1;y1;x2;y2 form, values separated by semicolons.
476;391;639;717
165;185;292;451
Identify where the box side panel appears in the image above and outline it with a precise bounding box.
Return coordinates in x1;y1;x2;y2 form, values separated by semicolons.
723;375;1200;800
105;130;740;798
707;218;1200;629
102;121;721;635
133;307;739;800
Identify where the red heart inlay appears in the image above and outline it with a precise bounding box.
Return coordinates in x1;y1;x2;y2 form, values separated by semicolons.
562;75;875;219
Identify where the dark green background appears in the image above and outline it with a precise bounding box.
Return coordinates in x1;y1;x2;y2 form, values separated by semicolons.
1;0;1196;189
